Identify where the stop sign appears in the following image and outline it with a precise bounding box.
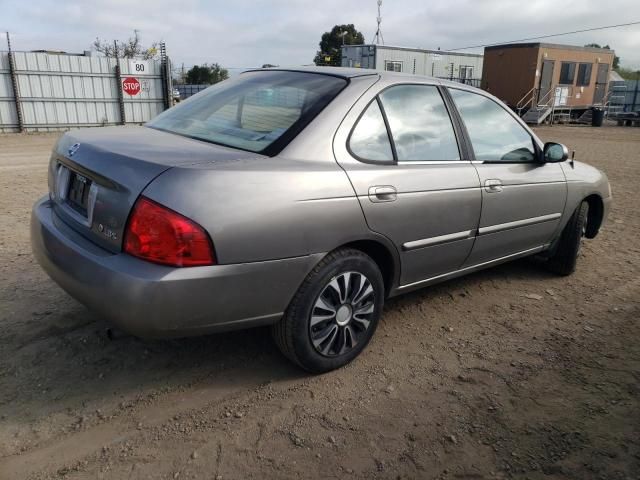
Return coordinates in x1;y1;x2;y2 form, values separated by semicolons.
122;77;140;96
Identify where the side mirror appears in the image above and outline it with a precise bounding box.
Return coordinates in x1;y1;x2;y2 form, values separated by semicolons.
543;142;569;163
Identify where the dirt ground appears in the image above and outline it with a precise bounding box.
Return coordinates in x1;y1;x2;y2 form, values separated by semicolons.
0;126;638;480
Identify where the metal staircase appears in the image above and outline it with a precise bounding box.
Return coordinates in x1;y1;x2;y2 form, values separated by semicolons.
516;87;537;117
516;85;580;125
604;83;627;118
517;87;555;125
576;85;626;124
577;109;593;124
521;104;554;124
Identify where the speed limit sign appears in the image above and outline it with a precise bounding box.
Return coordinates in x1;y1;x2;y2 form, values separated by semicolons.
129;60;150;74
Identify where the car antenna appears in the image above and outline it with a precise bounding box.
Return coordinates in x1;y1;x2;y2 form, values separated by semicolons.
570;150;575;168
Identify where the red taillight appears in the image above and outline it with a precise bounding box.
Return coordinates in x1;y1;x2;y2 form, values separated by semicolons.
123;197;215;267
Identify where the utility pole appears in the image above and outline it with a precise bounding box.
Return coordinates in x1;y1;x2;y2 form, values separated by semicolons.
633;71;639;111
371;0;384;45
6;32;24;132
159;42;170;110
113;39;125;125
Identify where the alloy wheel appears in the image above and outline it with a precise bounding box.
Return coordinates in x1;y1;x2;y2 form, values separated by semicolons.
309;271;376;357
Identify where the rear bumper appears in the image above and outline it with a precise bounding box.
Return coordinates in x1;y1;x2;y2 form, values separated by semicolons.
31;197;322;338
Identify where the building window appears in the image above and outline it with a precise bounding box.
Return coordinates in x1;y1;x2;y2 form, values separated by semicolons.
559;62;576;85
459;66;474;80
385;61;402;72
576;63;593;86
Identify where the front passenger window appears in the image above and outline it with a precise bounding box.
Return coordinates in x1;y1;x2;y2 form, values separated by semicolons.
449;89;536;162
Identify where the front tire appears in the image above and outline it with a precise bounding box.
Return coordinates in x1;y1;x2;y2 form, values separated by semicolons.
546;201;589;276
272;248;385;373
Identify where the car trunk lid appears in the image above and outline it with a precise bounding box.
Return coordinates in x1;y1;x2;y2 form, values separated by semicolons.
49;126;263;253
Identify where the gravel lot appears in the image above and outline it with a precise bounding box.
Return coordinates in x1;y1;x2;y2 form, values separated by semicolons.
0;126;638;480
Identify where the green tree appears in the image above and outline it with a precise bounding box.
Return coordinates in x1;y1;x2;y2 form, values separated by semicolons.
185;63;229;84
584;43;620;69
614;67;640;80
313;24;365;66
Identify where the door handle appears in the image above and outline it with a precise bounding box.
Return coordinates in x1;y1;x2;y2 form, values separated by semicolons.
368;185;397;203
484;179;503;193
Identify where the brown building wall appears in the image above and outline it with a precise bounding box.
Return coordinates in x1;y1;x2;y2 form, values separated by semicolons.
481;46;539;107
481;44;615;109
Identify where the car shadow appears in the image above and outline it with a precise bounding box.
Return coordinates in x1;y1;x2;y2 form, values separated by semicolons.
1;257;555;425
1;310;303;423
386;256;556;309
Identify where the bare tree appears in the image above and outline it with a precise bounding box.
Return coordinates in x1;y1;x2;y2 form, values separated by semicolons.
93;30;159;59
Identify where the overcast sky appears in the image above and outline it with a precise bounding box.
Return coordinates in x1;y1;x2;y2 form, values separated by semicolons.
2;0;639;71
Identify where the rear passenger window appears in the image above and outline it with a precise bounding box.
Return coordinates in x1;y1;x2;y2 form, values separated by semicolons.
349;100;394;162
449;89;536;162
379;85;460;161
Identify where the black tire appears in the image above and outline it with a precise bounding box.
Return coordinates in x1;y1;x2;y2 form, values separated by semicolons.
546;201;589;276
272;248;385;373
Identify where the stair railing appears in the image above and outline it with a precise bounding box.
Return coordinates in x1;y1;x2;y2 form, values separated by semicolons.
538;87;556;109
549;86;574;125
603;85;627;118
530;86;555;124
516;87;538;117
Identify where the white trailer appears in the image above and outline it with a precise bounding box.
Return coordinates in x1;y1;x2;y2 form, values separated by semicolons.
341;44;483;85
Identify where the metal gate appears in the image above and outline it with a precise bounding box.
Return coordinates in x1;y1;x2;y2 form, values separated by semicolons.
0;49;171;133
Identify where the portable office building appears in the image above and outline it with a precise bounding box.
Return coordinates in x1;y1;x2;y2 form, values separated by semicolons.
341;45;483;85
481;42;615;114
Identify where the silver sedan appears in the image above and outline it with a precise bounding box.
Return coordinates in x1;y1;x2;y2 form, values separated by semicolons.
31;67;611;372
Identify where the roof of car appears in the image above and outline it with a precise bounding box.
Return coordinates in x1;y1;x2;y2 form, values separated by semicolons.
245;66;445;81
243;66;379;78
242;66;481;92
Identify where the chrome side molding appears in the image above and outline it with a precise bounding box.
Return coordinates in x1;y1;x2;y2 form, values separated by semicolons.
478;213;561;236
402;229;474;251
398;244;549;291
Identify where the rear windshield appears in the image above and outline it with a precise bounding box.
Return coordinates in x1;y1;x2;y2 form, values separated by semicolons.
148;71;347;155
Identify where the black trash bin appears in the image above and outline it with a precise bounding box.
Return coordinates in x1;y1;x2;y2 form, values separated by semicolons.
591;107;604;127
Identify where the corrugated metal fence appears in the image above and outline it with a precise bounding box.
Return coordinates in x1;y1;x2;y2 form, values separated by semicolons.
175;84;209;99
611;79;640;112
0;51;170;133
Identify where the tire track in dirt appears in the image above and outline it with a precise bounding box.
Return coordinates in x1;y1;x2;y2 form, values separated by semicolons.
0;361;300;479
